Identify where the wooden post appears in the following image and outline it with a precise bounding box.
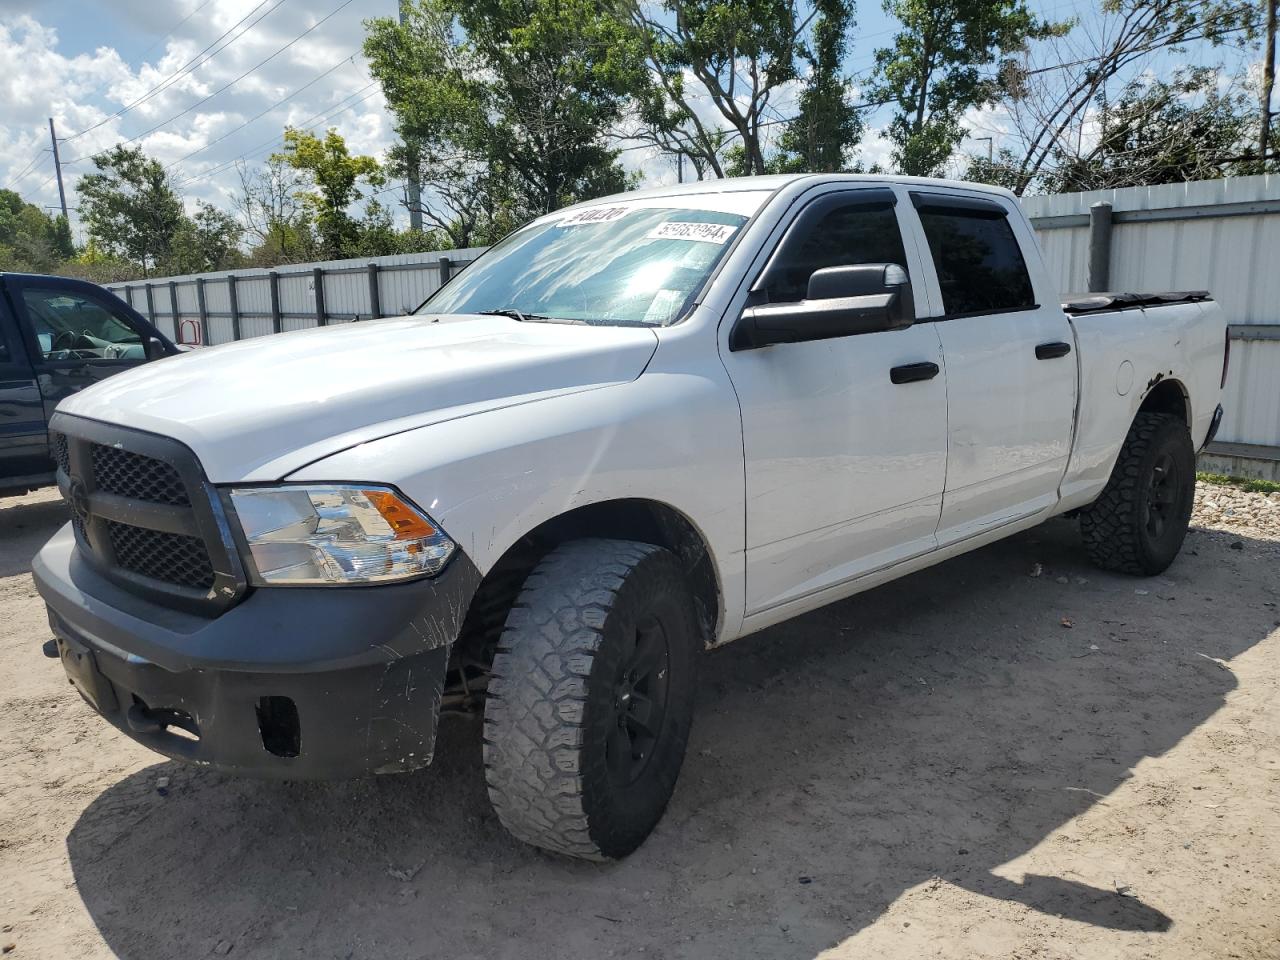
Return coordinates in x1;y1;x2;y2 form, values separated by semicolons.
195;277;208;346
313;267;327;326
269;271;282;334
367;262;381;320
227;274;241;341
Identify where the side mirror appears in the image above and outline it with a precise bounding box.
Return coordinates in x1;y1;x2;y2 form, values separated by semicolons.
731;263;914;351
144;336;170;360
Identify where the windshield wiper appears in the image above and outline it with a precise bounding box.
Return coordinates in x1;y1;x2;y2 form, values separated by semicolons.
479;308;553;323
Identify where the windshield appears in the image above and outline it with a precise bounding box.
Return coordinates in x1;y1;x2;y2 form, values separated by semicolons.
419;201;757;327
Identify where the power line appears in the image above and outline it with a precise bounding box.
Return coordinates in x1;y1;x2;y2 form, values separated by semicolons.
165;53;362;172
64;0;286;144
174;83;380;188
67;0;358;164
134;0;219;63
3;148;48;192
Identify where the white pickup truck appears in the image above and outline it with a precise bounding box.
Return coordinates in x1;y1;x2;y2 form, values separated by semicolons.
33;174;1228;860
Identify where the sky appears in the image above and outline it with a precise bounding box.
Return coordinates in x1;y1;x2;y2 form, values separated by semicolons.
0;0;1260;242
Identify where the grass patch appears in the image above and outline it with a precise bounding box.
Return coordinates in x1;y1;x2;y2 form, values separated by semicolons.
1197;472;1280;494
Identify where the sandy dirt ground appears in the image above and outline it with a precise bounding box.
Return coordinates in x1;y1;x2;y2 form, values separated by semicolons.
1;483;1278;960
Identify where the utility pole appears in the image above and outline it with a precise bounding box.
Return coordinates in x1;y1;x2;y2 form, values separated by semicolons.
48;117;68;221
1263;0;1277;166
399;0;423;232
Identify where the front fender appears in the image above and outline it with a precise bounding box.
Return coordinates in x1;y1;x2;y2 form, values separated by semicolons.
286;371;747;643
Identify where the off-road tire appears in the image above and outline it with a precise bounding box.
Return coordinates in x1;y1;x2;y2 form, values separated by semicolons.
482;539;698;860
1079;412;1196;576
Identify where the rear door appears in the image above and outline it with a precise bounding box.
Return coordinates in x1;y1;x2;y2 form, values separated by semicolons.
907;190;1077;544
7;276;159;423
719;184;949;616
0;281;51;485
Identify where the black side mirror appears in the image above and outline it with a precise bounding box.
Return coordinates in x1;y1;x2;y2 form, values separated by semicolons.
144;336;169;360
731;262;914;351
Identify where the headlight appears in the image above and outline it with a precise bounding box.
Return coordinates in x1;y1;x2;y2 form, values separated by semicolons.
226;484;455;585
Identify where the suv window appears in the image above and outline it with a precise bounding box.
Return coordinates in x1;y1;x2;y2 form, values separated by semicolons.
21;288;144;362
916;205;1035;316
762;196;909;304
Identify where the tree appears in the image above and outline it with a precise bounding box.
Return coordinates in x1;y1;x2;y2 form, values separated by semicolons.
774;0;863;172
366;0;642;232
169;202;245;274
77;145;186;275
0;189;73;273
234;157;317;265
624;0;853;177
1042;68;1261;190
997;0;1261;193
870;0;1065;177
272;128;384;259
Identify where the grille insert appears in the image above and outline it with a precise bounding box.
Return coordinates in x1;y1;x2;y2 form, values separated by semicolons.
105;520;215;591
92;445;189;506
52;432;70;474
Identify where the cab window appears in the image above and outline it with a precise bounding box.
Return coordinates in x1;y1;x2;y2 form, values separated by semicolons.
915;202;1035;316
760;192;909;304
21;288;144;362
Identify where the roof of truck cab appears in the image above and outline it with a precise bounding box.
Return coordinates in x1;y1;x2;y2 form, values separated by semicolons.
553;173;1020;213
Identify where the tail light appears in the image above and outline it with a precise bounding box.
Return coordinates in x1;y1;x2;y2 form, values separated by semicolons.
1220;328;1231;389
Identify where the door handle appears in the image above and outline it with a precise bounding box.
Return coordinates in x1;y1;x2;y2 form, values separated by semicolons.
890;361;940;384
1035;341;1072;360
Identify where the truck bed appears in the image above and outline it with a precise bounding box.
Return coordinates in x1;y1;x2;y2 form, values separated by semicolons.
1062;291;1211;314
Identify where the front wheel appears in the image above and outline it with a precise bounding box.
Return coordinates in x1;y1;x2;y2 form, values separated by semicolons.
1079;412;1196;576
482;539;699;860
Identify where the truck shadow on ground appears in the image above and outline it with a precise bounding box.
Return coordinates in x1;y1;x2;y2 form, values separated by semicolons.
64;520;1277;960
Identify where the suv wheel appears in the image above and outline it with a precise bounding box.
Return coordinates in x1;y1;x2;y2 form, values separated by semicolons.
482;539;698;860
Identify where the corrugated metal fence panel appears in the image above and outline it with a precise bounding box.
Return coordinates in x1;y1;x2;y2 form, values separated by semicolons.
1023;175;1280;452
106;247;487;347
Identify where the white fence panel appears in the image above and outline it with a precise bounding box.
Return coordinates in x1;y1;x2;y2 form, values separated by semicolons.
1023;175;1280;462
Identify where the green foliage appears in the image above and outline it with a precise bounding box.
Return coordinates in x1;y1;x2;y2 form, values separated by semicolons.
775;0;863;172
960;147;1025;189
272;128;384;259
1043;68;1262;191
1197;472;1280;494
366;0;640;243
870;0;1065;176
0;189;73;273
168;202;245;274
77;145;186;274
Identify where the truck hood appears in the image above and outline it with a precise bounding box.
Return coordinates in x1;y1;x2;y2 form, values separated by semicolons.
58;315;659;482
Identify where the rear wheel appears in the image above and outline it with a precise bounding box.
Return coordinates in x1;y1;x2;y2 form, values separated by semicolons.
1079;412;1195;575
482;539;698;860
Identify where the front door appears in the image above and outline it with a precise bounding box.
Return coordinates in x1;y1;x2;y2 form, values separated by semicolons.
0;290;47;485
720;185;950;616
7;278;155;423
907;190;1077;544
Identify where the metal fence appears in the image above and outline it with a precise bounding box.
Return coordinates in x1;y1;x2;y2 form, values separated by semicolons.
107;247;486;347
109;175;1280;476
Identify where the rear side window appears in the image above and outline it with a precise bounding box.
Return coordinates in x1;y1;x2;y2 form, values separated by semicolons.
916;204;1035;316
762;197;909;304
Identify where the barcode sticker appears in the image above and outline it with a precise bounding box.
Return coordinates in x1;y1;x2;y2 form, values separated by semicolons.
646;222;737;244
557;206;631;226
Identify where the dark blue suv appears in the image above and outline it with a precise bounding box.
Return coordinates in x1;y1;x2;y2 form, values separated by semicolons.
0;273;176;494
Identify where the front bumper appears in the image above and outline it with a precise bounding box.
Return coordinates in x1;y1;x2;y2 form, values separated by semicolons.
33;523;481;779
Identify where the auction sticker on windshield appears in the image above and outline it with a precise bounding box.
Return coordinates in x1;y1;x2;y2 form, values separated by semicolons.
646;222;737;244
558;206;630;226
